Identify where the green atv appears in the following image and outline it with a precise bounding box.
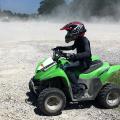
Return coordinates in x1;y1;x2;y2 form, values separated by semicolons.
29;49;120;116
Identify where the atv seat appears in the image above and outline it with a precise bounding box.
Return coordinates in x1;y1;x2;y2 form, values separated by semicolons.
83;60;103;74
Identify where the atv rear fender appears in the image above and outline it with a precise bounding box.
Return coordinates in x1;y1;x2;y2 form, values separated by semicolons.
100;65;120;84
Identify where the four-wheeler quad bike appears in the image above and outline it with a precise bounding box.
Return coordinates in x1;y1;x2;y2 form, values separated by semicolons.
29;49;120;116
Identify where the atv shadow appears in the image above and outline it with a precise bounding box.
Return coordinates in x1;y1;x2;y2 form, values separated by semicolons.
25;92;47;116
65;100;103;111
34;101;93;116
26;92;104;116
65;101;93;110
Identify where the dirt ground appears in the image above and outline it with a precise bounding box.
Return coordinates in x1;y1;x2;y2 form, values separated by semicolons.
0;21;120;120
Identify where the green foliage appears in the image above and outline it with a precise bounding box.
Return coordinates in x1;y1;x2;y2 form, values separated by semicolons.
0;9;40;21
38;0;65;14
70;0;120;18
37;0;119;18
0;10;29;18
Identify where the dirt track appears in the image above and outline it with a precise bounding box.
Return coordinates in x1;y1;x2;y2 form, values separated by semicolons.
0;21;120;120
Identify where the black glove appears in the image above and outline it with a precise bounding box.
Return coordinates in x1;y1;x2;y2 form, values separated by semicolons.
52;46;61;51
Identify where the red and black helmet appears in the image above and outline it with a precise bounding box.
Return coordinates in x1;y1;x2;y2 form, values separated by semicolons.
60;21;86;43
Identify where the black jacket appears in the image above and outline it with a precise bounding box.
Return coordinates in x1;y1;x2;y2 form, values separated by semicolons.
58;37;92;67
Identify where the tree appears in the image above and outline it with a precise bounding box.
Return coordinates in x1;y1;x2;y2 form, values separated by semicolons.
69;0;120;18
38;0;65;15
90;0;120;17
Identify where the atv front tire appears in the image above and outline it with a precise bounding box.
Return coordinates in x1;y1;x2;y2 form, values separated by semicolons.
37;88;66;116
96;84;120;108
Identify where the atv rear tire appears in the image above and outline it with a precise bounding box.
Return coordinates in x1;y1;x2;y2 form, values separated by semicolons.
96;84;120;108
37;88;66;116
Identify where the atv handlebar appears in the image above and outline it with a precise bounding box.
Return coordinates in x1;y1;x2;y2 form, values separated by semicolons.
52;49;66;61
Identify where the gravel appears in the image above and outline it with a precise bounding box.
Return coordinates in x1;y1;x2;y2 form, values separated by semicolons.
0;21;120;120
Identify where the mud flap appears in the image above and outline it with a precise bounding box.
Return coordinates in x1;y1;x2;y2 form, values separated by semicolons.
87;78;103;97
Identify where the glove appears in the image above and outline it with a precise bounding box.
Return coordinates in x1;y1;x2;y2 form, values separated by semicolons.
52;46;61;51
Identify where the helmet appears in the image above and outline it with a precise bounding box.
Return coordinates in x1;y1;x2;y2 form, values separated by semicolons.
60;21;86;43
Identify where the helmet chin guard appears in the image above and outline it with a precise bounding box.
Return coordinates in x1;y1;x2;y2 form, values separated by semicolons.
65;31;77;43
65;36;73;43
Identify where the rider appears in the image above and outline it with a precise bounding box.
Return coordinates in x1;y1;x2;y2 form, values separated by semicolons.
54;21;92;97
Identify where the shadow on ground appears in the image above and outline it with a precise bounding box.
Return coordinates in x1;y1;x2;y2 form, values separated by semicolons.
25;92;37;106
25;91;104;116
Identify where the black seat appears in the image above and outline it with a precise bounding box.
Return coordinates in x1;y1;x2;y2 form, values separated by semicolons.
83;60;103;74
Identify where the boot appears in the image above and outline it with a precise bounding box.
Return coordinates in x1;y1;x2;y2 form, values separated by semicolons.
72;84;86;99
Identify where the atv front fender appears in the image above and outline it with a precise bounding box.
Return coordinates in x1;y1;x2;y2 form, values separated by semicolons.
35;67;71;87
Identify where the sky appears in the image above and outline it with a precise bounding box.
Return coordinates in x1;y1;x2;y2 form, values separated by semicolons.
0;0;41;14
